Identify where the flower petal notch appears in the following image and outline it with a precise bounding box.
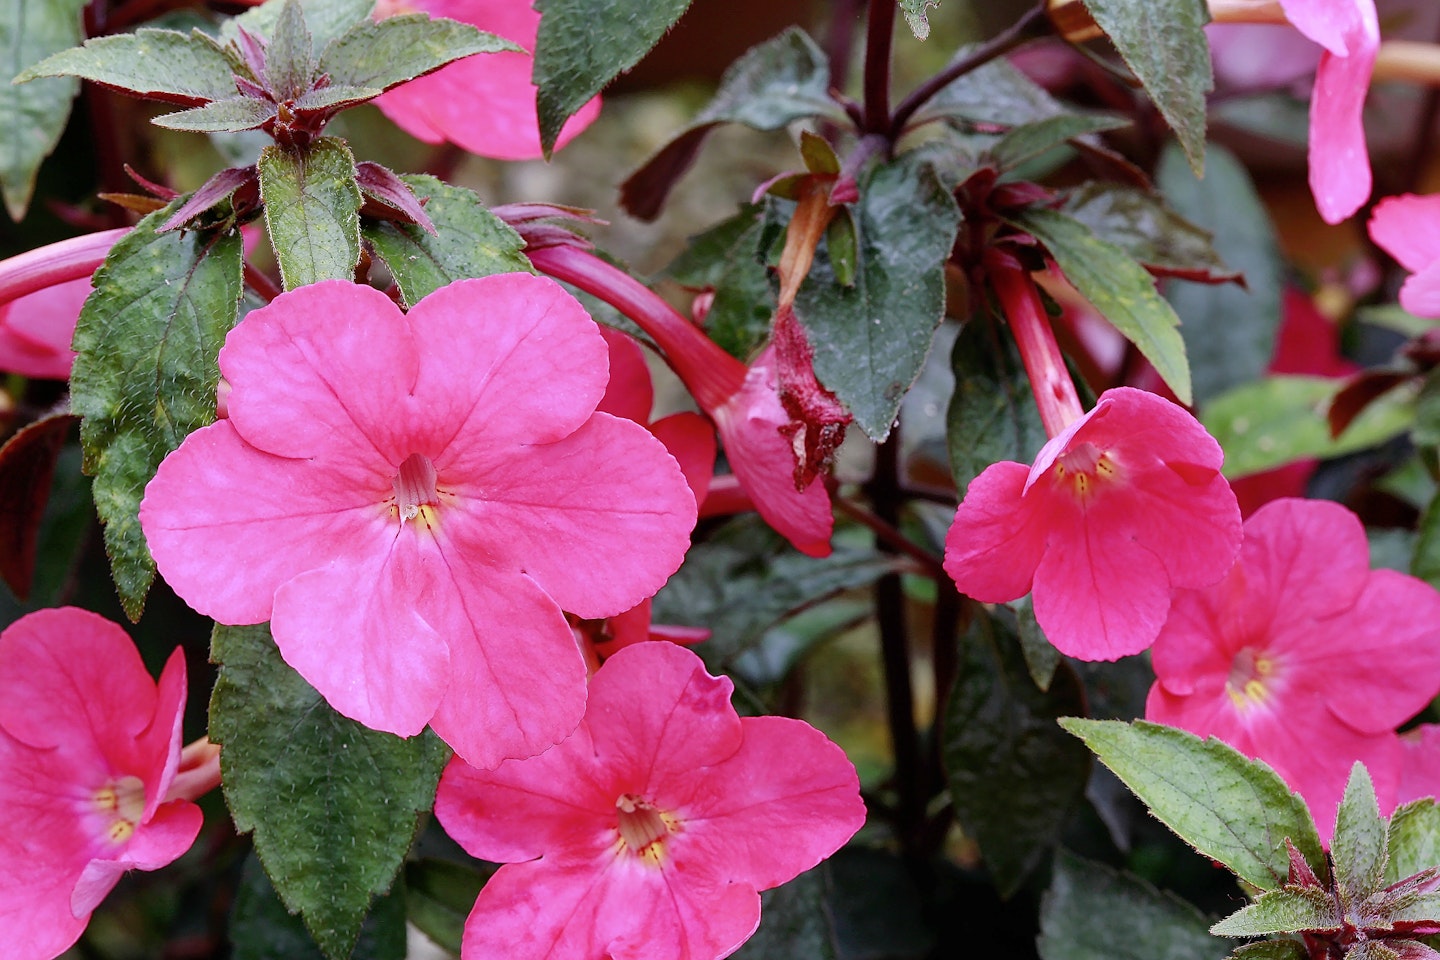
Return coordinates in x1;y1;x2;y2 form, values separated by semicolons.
140;275;697;769
373;0;601;160
0;607;200;960
944;386;1242;661
1147;497;1440;841
435;641;866;960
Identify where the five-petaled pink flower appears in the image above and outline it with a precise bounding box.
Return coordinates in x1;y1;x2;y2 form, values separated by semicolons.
372;0;601;160
0;276;91;379
1368;193;1440;318
944;386;1242;661
0;607;201;960
139;275;696;769
435;641;865;960
1147;498;1440;841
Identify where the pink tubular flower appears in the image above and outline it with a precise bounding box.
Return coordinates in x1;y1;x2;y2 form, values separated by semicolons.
1147;498;1440;841
435;641;865;960
371;0;600;160
0;277;91;379
139;275;696;769
944;386;1242;661
0;607;201;960
1369;193;1440;317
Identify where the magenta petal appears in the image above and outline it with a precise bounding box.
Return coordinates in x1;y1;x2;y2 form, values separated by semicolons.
72;801;202;915
597;325;655;424
1279;0;1372;56
271;538;450;738
0;276;90;379
1306;15;1377;225
1237;499;1368;626
1400;263;1440;318
651;412;717;507
1369;193;1440;273
944;460;1045;604
1398;725;1440;806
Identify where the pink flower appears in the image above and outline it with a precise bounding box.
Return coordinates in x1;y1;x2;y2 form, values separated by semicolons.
0;277;90;379
435;641;865;960
1368;193;1440;317
1147;498;1440;841
371;0;600;160
944;386;1242;661
139;275;696;769
0;607;201;959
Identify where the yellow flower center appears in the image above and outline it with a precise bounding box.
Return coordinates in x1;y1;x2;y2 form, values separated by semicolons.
1051;441;1121;501
615;794;681;868
92;775;146;846
1226;646;1279;710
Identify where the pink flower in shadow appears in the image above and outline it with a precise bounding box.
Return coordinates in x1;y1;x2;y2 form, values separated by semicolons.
944;386;1241;661
0;607;200;960
0;277;91;379
1369;193;1440;318
372;0;600;160
435;641;865;960
140;275;696;769
1147;498;1440;841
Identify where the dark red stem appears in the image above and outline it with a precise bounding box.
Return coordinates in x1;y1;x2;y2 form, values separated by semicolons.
862;0;895;134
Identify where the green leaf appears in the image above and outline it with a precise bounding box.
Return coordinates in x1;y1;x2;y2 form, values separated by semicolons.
1229;941;1308;960
259;136;362;290
664;204;774;360
946;315;1046;498
225;0;376;56
1202;376;1415;479
990;114;1131;171
1157;142;1283;404
1387;800;1440;883
16;28;240;104
320;13;517;92
913;45;1074;128
1387;894;1440;925
1331;763;1389;905
362;175;530;306
533;0;692;154
266;0;315;100
1061;180;1236;284
211;622;451;960
153;97;276;132
1059;718;1325;892
732;866;839;960
792;153;961;440
1210;887;1343;937
621;28;845;220
901;0;942;40
1012;595;1060;692
0;0;82;219
943;610;1091;896
1014;206;1192;405
71;205;243;618
1037;850;1224;960
1079;0;1212;172
231;853;407;960
404;859;492;956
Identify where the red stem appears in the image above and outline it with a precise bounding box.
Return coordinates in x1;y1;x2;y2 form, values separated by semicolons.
862;0;895;134
0;229;128;304
989;253;1084;437
527;244;747;411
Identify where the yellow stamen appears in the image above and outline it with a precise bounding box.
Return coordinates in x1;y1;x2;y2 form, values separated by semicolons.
615;794;681;867
91;775;146;846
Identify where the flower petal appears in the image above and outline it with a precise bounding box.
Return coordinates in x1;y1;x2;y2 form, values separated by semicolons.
1306;11;1377;225
1369;193;1440;274
1401;263;1440;318
944;460;1046;603
1279;0;1374;57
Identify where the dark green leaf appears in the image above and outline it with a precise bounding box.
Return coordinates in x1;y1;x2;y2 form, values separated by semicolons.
0;0;83;219
1229;941;1308;960
259;136;362;289
1012;595;1060;692
211;623;451;960
946;316;1046;498
621;28;845;220
792;154;961;440
901;0;942;40
1202;376;1414;479
732;866;839;960
1079;0;1212;172
1037;850;1224;960
320;14;516;93
533;0;692;154
1210;887;1343;937
16;28;240;104
1014;207;1192;404
71;204;243;618
943;609;1091;896
404;859;491;956
1157;142;1283;404
664;204;774;359
153;97;276;132
1059;718;1325;892
231;853;407;960
1387;800;1440;883
225;0;376;56
913;44;1074;128
827;847;936;959
990;114;1130;171
1062;180;1236;284
362;175;530;306
1331;764;1388;905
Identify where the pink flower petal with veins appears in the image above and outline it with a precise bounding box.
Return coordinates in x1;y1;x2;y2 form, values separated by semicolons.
435;642;864;960
372;0;600;160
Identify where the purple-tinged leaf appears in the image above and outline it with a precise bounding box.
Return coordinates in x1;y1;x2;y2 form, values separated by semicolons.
1210;887;1343;937
355;162;435;235
1061;180;1241;285
265;0;314;101
153;98;277;133
235;25;269;84
159;166;258;233
124;164;179;200
0;413;78;602
292;84;381;113
15;28;239;106
235;75;269;100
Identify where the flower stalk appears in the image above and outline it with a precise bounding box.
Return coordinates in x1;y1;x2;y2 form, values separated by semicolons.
988;252;1084;438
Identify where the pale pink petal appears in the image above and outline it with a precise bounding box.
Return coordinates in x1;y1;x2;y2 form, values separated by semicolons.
1400;263;1440;318
0;276;90;379
410;275;610;450
1369;194;1440;273
141;422;391;625
651;412;717;507
672;716;864;891
427;565;588;769
1278;0;1371;56
712;348;833;557
373;0;600;160
944;460;1047;603
271;537;450;739
597;325;654;424
1307;6;1378;225
445;413;695;619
